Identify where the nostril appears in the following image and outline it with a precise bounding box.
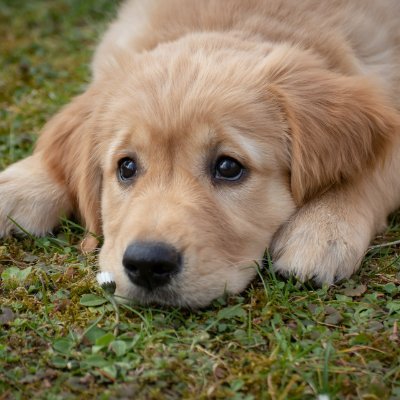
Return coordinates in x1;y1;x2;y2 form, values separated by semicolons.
152;262;176;276
123;261;175;276
123;241;182;290
125;263;138;273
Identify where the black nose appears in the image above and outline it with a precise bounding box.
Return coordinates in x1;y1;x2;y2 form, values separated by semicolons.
122;241;181;290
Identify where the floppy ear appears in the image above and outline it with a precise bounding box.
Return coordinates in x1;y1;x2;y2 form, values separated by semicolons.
265;46;399;204
35;87;102;248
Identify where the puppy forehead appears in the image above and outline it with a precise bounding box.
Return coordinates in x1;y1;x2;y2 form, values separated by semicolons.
108;122;266;165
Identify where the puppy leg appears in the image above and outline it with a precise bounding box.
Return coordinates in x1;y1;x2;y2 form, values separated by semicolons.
270;190;373;284
270;152;400;284
0;152;72;237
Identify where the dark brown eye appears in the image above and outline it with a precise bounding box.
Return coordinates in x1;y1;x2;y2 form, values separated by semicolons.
118;158;137;181
214;156;244;181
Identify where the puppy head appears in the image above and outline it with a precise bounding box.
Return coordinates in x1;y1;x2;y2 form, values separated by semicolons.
95;39;297;307
38;38;398;307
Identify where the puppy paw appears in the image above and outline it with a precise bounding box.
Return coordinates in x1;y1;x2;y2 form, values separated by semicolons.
0;155;71;238
0;171;27;236
269;205;371;285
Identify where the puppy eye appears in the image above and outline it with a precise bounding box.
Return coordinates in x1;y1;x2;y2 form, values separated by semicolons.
118;158;137;181
214;156;244;181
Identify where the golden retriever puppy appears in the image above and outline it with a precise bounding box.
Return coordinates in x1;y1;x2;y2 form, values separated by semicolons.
1;0;400;307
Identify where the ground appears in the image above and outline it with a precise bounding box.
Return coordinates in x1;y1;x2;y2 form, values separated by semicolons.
0;1;399;399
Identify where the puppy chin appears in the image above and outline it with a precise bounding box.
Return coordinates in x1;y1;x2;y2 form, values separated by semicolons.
125;286;186;307
114;278;246;309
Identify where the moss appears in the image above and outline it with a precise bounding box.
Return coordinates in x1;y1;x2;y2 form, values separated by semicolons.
1;1;400;399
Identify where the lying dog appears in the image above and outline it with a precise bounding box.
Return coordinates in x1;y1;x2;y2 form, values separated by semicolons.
1;0;400;307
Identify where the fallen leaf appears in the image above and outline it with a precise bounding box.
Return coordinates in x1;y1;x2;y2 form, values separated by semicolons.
0;307;15;325
324;306;343;325
343;284;367;297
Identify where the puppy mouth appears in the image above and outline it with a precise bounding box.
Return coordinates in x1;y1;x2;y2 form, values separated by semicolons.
126;281;185;307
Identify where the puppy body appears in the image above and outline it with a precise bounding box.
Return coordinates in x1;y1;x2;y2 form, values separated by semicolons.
1;0;400;307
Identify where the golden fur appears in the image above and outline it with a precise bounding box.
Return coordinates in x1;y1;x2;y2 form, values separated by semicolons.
1;0;400;307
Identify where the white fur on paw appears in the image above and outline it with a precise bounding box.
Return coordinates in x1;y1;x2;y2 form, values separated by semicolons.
270;213;371;285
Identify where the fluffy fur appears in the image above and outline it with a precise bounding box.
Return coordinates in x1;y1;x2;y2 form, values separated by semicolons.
1;0;400;307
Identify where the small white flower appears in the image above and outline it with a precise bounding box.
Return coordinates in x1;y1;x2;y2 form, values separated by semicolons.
96;271;116;294
96;271;114;285
317;395;330;400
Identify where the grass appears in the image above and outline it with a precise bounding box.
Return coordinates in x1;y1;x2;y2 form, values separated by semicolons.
0;1;399;399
